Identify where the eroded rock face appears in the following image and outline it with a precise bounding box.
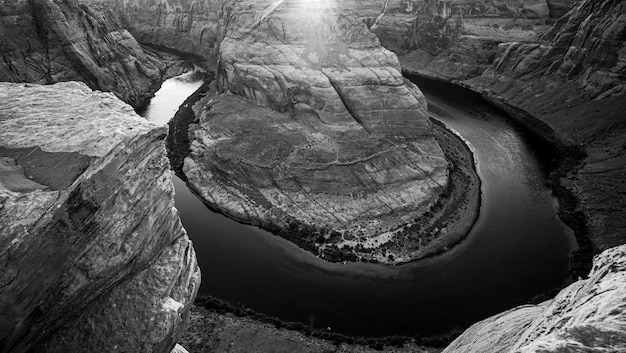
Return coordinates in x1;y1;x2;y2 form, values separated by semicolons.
546;0;579;18
0;82;200;353
100;0;226;65
0;0;178;109
184;0;451;263
491;0;626;99
367;0;553;81
442;245;626;353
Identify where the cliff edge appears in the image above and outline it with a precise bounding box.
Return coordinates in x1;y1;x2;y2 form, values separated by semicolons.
0;81;200;352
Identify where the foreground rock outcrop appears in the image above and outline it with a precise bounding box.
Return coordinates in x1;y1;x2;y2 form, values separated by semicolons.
0;0;182;109
178;0;482;264
0;82;200;352
442;244;626;353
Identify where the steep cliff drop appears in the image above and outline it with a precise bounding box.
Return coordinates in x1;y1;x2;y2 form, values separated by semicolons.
179;0;482;264
0;82;200;353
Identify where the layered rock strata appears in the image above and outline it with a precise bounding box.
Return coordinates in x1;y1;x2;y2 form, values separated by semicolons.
0;0;180;109
442;244;626;353
183;0;464;263
0;82;200;353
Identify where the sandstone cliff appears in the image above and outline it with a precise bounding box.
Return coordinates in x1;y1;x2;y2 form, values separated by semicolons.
442;244;626;353
0;0;181;109
181;0;472;263
0;81;200;352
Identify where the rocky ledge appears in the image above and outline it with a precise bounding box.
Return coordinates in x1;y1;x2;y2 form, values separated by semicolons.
182;0;481;263
0;82;200;352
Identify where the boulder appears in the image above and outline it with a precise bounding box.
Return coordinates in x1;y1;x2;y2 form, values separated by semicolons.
0;82;200;353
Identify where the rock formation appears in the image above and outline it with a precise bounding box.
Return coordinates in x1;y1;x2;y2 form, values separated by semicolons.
489;0;626;99
0;0;181;109
0;81;200;352
442;244;626;353
182;0;466;263
102;0;227;66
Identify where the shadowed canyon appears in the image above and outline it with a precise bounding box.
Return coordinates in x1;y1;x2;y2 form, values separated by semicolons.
1;0;625;352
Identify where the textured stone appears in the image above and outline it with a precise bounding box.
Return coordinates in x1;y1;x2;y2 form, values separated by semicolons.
183;0;456;263
102;0;226;65
0;82;200;353
0;0;180;109
443;245;626;353
490;0;626;98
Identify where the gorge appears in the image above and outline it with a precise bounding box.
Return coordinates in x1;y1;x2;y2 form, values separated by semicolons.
1;0;625;352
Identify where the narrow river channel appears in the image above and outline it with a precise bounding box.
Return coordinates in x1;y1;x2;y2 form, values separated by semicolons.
144;71;576;337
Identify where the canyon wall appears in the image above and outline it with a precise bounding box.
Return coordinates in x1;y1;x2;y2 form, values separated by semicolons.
0;0;181;109
104;0;226;66
466;0;626;254
0;82;200;352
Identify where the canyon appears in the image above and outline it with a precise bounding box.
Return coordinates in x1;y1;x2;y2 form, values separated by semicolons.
0;0;624;352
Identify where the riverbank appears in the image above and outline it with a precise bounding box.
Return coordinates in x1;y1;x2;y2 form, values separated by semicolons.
404;70;595;279
181;295;461;352
381;117;481;263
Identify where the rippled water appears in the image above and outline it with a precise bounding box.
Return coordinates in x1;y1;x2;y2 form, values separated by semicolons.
144;72;575;337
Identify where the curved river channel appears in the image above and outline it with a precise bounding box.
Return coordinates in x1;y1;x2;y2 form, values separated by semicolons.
144;71;576;337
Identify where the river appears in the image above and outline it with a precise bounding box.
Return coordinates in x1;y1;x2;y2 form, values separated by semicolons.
144;71;575;337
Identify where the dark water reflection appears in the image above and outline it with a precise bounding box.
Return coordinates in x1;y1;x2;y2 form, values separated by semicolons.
146;72;575;337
